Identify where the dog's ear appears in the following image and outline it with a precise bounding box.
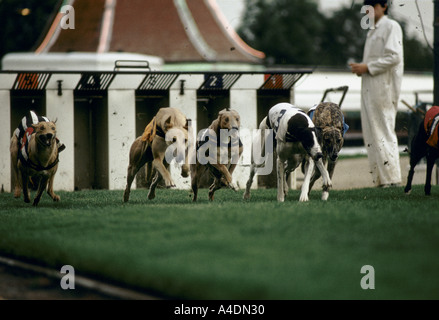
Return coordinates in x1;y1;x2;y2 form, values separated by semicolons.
210;118;220;133
230;109;240;118
164;115;173;131
216;110;226;127
184;118;190;130
218;108;228;117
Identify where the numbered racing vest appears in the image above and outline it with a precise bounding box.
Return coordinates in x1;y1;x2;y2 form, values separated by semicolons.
424;106;439;149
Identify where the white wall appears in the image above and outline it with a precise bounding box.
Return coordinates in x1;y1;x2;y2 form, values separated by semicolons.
0;91;11;192
46;89;75;191
168;74;204;190
107;90;136;190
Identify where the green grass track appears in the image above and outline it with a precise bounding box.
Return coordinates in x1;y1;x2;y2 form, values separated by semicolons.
1;186;438;299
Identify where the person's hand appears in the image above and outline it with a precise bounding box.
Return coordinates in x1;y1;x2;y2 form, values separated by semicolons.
349;63;368;76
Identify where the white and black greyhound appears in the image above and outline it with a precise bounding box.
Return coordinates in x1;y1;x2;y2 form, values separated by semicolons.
243;103;332;202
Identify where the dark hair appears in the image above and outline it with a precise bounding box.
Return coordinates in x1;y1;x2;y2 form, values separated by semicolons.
363;0;389;15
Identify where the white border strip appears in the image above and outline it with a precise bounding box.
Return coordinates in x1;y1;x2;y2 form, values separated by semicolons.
205;0;265;61
97;0;117;53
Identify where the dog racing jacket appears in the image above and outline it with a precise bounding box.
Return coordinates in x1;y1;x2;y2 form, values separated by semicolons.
14;110;63;170
196;128;243;152
424;106;439;149
266;103;310;143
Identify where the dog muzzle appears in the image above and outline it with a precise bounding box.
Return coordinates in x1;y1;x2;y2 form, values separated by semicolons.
330;153;338;161
38;134;55;147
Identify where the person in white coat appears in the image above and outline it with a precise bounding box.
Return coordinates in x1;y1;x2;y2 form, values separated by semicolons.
350;0;404;187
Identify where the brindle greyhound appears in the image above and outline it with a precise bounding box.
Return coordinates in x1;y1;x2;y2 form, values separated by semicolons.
305;102;347;200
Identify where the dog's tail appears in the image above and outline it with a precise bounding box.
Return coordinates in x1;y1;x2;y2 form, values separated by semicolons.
141;117;157;143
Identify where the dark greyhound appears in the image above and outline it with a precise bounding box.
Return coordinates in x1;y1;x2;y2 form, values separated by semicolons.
305;102;348;200
404;105;439;196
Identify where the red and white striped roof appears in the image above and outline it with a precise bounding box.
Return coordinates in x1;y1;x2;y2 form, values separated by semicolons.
35;0;265;64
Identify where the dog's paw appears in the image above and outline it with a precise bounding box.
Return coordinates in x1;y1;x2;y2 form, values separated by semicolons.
243;191;251;200
219;177;228;187
321;191;329;201
228;182;238;191
147;189;156;200
53;195;60;202
299;193;309;202
165;180;176;188
323;181;332;190
277;193;285;202
14;188;21;198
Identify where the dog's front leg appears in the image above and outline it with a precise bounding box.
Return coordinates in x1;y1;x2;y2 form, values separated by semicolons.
47;172;60;202
283;167;290;198
243;163;256;200
123;163;136;202
208;178;223;201
33;175;49;207
300;159;314;202
307;158;321;195
151;138;175;188
425;155;435;196
277;157;285;202
209;164;237;191
321;160;336;201
21;170;31;203
190;163;207;202
181;146;190;178
148;171;163;200
152;158;175;188
404;165;415;194
315;158;332;194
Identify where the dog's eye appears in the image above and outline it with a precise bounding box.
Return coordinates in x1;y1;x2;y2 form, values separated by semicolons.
225;117;229;122
52;127;55;131
40;125;45;130
172;137;177;143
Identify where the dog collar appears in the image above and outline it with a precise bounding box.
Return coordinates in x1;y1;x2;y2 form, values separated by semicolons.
156;126;166;139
